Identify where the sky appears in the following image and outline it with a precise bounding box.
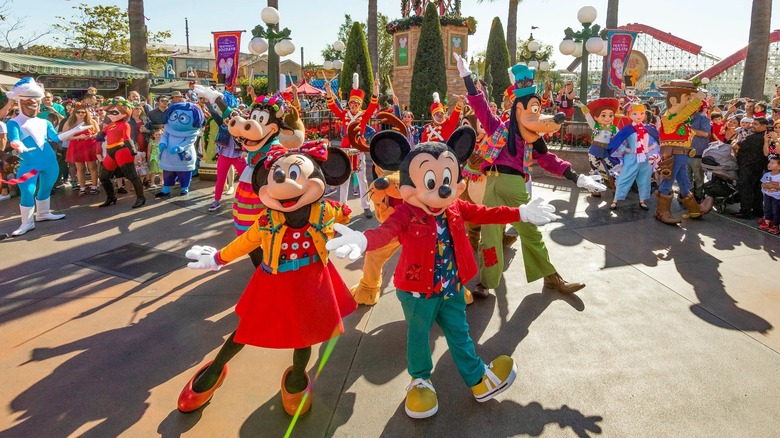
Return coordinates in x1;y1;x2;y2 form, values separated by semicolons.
9;0;780;68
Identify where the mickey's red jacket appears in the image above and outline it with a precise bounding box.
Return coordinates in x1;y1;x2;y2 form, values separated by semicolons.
364;198;521;294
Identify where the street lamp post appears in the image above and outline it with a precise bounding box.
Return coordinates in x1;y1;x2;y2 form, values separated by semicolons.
248;7;296;94
558;6;605;119
323;40;345;96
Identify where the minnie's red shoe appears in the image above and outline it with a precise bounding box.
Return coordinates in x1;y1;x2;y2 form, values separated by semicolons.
177;361;228;413
281;366;312;416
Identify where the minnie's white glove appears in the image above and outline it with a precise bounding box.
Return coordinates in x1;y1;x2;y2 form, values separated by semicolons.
325;223;367;261
577;174;607;192
186;245;221;270
193;85;222;103
453;52;472;78
519;198;561;226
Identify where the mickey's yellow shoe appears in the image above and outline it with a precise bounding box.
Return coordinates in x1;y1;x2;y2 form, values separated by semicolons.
471;355;517;402
405;378;438;419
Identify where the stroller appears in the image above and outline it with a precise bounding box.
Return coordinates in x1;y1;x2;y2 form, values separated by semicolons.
701;141;739;212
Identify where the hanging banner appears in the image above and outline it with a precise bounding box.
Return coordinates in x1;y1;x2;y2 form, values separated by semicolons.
606;30;638;92
212;30;244;90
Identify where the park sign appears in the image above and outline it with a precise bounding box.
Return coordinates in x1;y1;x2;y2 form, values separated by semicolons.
606;30;638;93
212;31;244;91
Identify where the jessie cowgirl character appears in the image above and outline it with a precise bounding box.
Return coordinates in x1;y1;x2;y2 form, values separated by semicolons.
454;53;606;296
656;80;709;224
182;140;356;416
94;98;146;208
575;97;620;197
326;127;560;419
421;92;463;143
4;78;85;236
325;72;379;216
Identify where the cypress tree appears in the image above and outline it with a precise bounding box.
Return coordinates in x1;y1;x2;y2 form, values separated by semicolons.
485;17;511;105
410;2;447;121
483;64;494;103
339;22;374;103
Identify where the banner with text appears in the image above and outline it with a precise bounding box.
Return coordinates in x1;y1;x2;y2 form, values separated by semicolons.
606;30;638;92
212;31;244;90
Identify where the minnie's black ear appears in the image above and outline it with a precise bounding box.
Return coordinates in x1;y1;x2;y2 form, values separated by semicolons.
370;130;411;171
321;147;352;186
446;126;476;164
252;159;270;194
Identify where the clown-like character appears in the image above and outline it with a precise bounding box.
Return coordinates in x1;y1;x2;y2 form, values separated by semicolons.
4;78;85;236
575;97;620;197
95;97;147;208
182;140;355;417
155;102;204;197
607;103;660;210
454;53;606;296
421;91;463;143
326;127;559;419
656;79;709;224
325;72;379;217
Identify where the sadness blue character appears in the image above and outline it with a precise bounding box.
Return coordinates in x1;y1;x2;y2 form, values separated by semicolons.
157;102;205;197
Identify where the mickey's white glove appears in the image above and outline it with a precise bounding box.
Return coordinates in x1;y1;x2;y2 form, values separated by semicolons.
186;245;221;270
577;174;607;192
519;198;561;226
10;140;31;153
57;122;86;141
193;84;222;103
453;52;472;78
325;223;367;261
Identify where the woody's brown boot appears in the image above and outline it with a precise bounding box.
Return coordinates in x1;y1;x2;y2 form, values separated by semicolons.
543;272;585;294
679;193;703;219
655;192;682;225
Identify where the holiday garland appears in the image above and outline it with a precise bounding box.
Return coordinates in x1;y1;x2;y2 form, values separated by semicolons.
386;14;476;35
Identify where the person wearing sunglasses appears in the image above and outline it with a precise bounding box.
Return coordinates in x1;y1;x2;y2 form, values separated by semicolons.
63;103;100;196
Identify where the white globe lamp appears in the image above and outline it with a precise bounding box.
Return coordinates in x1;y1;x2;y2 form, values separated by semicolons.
528;60;539;69
598;41;608;57
261;7;280;26
559;39;576;56
573;41;583;58
539;61;550;71
249;37;268;56
323;60;334;70
275;39;296;57
333;40;346;52
527;40;542;53
333;60;343;70
577;6;597;24
585;36;604;54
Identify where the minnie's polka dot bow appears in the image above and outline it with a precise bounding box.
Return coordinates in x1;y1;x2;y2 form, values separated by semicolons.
264;140;330;169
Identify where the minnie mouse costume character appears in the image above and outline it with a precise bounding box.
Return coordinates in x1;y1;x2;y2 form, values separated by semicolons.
327;127;560;419
182;140;356;416
96;98;146;208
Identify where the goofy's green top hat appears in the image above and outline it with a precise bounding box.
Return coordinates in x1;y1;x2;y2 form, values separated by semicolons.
510;64;537;99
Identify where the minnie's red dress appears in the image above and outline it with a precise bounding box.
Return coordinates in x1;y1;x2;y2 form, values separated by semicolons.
233;224;356;349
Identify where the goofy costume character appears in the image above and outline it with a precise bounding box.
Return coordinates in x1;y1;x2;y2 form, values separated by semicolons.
5;78;85;236
327;127;560;419
453;53;606;296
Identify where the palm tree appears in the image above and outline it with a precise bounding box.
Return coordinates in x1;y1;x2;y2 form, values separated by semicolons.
128;0;149;96
478;0;523;65
599;0;619;98
740;0;772;99
368;0;378;75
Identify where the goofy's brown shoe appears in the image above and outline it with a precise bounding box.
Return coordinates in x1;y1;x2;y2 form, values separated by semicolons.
543;272;585;294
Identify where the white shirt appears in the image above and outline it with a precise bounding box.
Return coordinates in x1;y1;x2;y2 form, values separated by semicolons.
0;121;6;135
761;172;780;200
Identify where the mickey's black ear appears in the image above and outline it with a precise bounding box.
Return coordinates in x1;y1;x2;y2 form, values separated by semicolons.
446;126;476;164
322;147;352;186
252;159;270;194
370;130;411;171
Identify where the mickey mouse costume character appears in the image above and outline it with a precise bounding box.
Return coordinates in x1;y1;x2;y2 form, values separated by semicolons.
453;53;605;296
95;98;147;209
327;127;560;419
181;140;356;416
5;78;85;236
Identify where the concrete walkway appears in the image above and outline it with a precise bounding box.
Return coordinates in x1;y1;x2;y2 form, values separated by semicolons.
0;175;778;437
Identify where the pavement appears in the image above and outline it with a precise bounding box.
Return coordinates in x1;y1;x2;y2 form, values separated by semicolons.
0;174;779;438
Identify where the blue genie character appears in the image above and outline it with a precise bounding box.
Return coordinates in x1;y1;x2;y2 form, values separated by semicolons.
5;78;86;236
155;102;205;197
